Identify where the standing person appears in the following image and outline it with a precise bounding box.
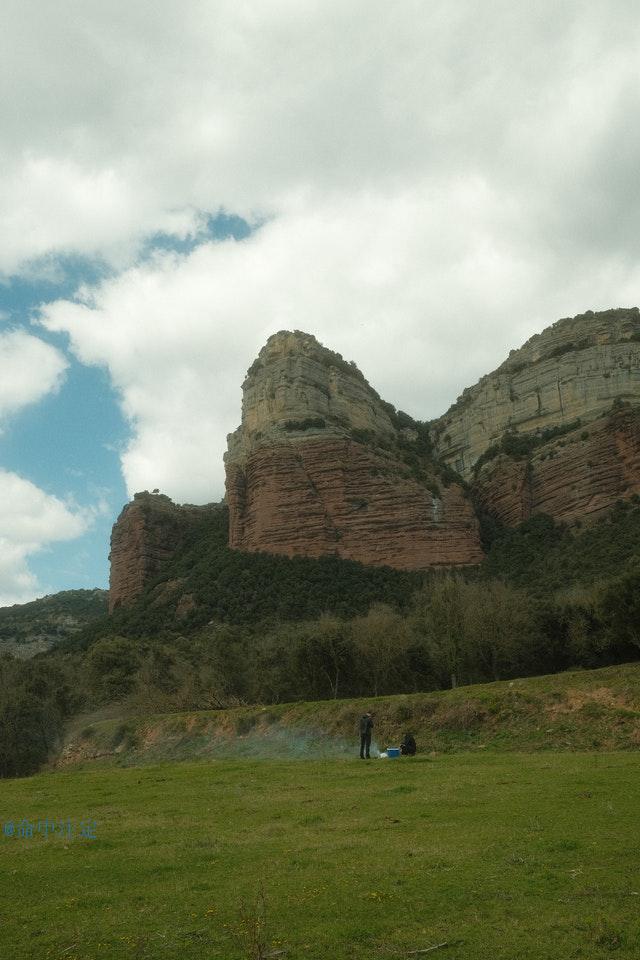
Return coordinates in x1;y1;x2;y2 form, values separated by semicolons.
359;712;373;759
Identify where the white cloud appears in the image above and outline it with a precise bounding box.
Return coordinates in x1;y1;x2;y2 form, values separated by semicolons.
4;1;640;506
0;470;89;606
0;329;68;425
0;2;639;273
40;184;640;504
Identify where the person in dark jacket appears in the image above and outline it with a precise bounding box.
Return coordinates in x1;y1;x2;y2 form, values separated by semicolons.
359;712;373;759
400;732;416;756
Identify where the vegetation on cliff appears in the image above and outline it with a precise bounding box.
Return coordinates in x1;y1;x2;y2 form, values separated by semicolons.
104;504;423;636
471;419;583;477
88;497;640;644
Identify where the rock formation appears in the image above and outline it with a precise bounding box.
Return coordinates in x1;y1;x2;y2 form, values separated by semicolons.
108;492;217;612
224;330;483;569
108;310;640;611
473;405;640;527
434;308;640;479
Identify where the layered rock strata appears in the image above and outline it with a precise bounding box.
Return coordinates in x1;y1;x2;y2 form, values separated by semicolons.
225;331;483;569
434;308;640;479
108;492;217;612
473;406;640;527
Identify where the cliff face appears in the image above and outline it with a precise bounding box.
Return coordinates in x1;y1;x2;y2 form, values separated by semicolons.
434;308;640;479
473;406;640;527
108;492;216;612
224;331;483;569
109;309;640;612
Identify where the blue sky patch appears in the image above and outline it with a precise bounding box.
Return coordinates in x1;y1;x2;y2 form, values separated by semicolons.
0;212;252;599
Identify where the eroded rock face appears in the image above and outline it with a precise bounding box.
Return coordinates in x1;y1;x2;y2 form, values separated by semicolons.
434;308;640;479
108;493;216;612
110;311;640;609
473;406;640;527
225;331;483;569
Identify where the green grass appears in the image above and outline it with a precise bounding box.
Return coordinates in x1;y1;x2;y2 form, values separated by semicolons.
58;663;640;770
2;752;640;958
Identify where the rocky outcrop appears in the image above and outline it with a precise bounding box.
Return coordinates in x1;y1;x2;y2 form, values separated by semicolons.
108;492;217;612
225;330;483;569
109;310;640;610
434;308;640;479
473;406;640;526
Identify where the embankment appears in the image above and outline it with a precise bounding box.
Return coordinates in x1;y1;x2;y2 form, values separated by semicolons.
53;662;640;770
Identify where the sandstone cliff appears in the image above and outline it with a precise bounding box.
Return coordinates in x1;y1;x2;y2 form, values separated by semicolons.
109;309;640;612
473;405;640;527
108;492;218;612
224;331;483;569
434;308;640;479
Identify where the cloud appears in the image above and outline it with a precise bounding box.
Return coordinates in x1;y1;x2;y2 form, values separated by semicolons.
40;183;640;504
0;329;68;425
0;470;89;605
7;1;640;506
1;2;640;274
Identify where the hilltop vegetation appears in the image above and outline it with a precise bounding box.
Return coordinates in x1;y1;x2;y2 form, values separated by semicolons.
481;497;640;593
81;505;423;640
0;589;108;658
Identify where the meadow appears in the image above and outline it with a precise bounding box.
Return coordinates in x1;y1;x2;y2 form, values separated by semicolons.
2;749;639;959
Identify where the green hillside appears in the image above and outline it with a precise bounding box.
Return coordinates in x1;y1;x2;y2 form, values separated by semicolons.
73;505;424;644
0;588;108;657
481;497;640;595
57;661;640;770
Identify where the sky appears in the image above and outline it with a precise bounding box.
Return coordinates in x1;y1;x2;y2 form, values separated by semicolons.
2;0;640;606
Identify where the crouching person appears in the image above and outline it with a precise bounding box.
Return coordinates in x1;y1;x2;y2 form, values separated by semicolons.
400;733;416;756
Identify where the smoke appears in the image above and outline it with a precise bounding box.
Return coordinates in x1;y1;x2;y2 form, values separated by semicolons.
211;725;356;760
96;713;409;766
119;721;364;765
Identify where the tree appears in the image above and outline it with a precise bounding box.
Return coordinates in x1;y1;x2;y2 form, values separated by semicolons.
86;636;142;704
600;567;640;652
351;604;410;696
463;580;537;681
290;616;355;700
410;574;469;688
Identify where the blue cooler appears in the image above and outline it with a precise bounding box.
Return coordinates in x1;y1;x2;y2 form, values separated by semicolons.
387;747;401;758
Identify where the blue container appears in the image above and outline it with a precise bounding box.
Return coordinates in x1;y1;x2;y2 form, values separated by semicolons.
387;747;401;758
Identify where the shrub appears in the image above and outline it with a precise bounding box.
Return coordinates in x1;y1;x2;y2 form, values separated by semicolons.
282;417;326;431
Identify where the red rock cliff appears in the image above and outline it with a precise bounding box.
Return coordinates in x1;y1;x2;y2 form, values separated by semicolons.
224;331;483;569
108;493;216;612
473;406;640;527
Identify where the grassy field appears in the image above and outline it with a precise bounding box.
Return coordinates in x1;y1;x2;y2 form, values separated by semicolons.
2;750;640;959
